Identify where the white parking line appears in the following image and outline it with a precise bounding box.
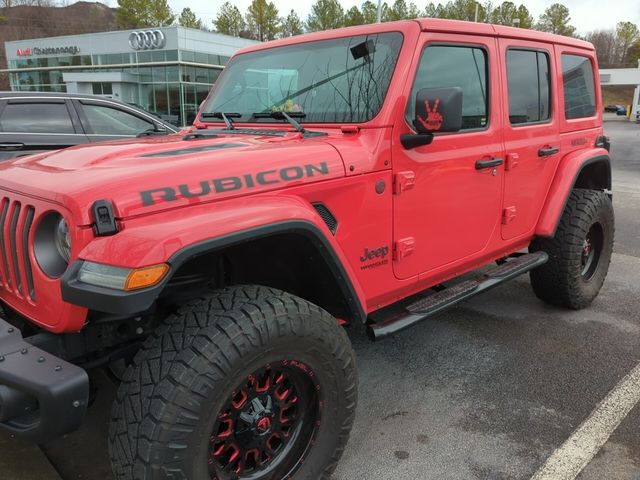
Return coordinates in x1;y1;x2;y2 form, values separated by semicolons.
531;362;640;480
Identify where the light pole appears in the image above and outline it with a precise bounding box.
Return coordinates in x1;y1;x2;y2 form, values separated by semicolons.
377;0;382;23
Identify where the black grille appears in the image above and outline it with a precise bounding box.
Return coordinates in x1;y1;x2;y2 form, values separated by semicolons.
312;203;338;235
0;197;36;301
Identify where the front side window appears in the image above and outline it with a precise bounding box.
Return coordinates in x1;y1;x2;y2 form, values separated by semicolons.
0;102;75;134
406;45;488;131
562;54;596;119
203;32;404;124
506;49;551;125
81;104;153;135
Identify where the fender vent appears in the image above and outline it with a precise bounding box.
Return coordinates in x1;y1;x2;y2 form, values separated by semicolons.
312;203;338;235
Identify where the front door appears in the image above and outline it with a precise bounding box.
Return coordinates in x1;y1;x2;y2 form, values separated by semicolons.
392;34;504;280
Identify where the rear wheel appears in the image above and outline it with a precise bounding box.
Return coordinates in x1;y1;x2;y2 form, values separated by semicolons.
530;188;614;309
108;286;357;480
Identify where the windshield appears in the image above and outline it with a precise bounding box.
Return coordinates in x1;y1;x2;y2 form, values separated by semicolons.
202;32;403;124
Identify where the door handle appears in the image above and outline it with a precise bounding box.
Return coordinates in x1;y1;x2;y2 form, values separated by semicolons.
0;143;24;151
538;146;560;157
475;157;504;170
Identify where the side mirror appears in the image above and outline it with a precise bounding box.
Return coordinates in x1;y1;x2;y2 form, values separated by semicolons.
401;87;463;149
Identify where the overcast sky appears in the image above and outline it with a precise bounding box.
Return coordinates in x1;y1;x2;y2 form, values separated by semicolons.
107;0;640;35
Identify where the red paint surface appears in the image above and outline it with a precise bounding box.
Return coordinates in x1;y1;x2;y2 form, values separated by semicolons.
0;20;606;332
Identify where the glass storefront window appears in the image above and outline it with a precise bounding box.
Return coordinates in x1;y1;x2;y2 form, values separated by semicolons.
209;69;221;84
92;82;113;95
181;65;195;82
152;66;167;82
151;51;165;62
181;50;195;62
195;67;209;83
167;66;180;82
137;51;153;63
195;52;208;64
8;42;239;127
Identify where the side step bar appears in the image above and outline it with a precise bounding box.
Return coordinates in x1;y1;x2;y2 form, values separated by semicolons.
367;251;548;341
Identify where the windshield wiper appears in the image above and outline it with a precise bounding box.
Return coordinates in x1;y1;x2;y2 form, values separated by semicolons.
200;112;241;130
252;111;306;133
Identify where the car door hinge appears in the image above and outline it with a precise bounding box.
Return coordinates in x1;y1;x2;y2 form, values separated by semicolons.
502;206;517;225
394;237;416;261
505;153;520;171
393;171;415;195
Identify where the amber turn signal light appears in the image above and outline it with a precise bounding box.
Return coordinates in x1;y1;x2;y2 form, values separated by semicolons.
124;264;170;291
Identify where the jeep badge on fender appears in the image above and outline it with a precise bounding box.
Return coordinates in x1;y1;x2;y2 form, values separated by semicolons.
0;18;612;480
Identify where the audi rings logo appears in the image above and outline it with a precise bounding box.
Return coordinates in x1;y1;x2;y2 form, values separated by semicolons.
128;30;166;50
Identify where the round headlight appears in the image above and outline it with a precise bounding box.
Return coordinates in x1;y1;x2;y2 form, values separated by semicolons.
34;212;72;278
54;217;71;263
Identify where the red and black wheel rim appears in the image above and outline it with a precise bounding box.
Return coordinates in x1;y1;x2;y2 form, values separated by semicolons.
581;223;604;281
208;361;321;479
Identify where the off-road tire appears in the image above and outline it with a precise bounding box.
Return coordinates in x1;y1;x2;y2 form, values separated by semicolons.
529;188;614;309
108;285;357;480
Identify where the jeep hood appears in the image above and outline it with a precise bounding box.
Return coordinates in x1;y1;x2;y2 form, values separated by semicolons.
0;132;346;225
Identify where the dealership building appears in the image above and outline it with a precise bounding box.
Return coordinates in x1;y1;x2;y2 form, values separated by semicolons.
3;27;257;126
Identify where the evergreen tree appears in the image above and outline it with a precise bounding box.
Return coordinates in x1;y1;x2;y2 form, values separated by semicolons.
384;0;420;21
116;0;175;28
213;2;246;37
306;0;344;32
178;7;203;29
536;3;576;37
246;0;280;41
281;9;304;37
344;6;365;26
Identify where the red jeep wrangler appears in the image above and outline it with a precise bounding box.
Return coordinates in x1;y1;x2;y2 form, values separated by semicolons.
0;19;613;480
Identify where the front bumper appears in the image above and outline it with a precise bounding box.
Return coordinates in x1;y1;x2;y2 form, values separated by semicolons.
0;317;89;443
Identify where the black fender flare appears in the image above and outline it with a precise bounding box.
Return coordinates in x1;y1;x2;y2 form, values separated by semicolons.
62;220;366;322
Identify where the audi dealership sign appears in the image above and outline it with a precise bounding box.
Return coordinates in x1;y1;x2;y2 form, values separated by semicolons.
128;30;166;51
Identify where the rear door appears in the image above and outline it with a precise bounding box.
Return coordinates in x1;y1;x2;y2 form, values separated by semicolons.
499;39;561;240
0;98;86;160
72;100;159;142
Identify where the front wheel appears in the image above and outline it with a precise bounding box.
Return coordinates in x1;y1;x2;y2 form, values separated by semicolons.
530;188;614;309
108;286;357;480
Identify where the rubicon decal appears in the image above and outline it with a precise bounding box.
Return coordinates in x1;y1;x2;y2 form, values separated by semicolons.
140;162;329;206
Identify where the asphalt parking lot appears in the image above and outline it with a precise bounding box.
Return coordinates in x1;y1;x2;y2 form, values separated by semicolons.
1;117;639;480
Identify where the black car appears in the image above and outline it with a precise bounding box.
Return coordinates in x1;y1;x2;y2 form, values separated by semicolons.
0;92;180;160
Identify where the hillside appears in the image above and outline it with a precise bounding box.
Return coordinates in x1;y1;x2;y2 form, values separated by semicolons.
0;1;116;89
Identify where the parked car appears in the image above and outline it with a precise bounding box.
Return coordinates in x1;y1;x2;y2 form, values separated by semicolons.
604;104;620;113
0;92;179;160
616;105;628;116
0;19;612;480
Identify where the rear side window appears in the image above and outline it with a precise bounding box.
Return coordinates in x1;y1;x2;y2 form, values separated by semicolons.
0;102;75;134
407;45;488;131
562;54;596;119
506;49;551;125
81;104;153;136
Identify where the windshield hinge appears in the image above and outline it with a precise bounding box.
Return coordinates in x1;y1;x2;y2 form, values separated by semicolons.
340;125;360;134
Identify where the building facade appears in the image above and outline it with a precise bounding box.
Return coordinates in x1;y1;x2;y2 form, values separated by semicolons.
4;27;257;126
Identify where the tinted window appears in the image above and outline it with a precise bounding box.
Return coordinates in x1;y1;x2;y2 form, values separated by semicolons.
507;50;551;125
92;82;113;95
0;102;75;134
81;104;153;136
562;54;596;119
407;45;488;131
204;33;403;123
